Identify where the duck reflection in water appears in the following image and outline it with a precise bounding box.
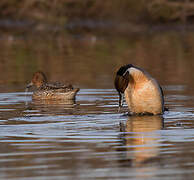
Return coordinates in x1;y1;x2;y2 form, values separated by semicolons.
118;115;163;167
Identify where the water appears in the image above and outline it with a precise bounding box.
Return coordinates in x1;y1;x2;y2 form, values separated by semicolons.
1;28;194;179
0;85;193;180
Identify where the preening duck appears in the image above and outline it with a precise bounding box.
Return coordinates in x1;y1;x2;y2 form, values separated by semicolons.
114;64;164;115
26;71;79;100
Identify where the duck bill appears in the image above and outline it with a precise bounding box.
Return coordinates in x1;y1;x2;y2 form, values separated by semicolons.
26;82;33;89
119;93;124;107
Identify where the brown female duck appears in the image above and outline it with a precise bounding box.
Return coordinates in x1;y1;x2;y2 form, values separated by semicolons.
114;64;164;115
27;71;79;100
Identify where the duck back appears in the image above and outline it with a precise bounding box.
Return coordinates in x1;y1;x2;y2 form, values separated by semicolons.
124;67;164;115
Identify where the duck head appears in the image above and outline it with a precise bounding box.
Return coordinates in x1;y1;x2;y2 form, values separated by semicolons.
27;71;47;89
114;64;134;107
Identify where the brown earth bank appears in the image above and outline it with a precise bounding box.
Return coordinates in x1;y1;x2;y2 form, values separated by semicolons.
0;0;194;27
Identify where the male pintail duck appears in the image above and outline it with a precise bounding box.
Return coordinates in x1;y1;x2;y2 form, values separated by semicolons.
114;64;164;115
26;71;79;100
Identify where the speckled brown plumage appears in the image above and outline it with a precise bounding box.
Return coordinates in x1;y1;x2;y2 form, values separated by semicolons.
27;71;79;100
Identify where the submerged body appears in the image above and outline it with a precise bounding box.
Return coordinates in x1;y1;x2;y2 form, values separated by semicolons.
27;71;79;100
115;64;164;115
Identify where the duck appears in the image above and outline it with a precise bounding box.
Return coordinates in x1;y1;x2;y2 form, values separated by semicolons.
26;71;79;100
114;64;164;115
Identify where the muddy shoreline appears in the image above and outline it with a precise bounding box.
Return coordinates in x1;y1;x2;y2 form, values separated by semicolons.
0;18;194;37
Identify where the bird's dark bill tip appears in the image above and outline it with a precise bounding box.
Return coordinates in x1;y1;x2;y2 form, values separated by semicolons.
119;92;124;108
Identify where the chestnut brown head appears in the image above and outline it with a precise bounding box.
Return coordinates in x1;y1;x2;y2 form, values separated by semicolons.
27;71;47;89
114;64;133;107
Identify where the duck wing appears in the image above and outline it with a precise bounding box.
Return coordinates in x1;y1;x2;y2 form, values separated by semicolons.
40;82;73;91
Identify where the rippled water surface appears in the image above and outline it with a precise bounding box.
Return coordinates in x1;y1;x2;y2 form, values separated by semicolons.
1;28;194;179
0;85;194;180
